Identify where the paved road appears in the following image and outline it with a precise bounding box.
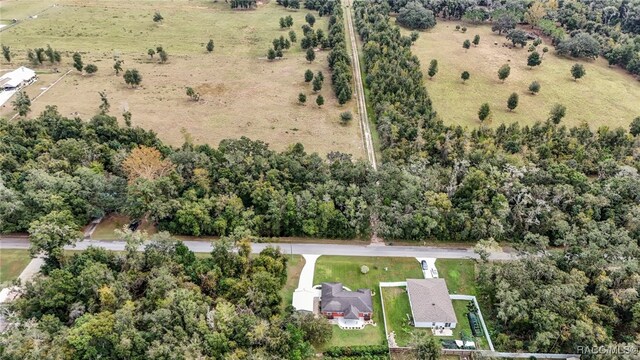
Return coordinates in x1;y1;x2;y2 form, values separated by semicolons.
0;237;515;260
344;0;377;170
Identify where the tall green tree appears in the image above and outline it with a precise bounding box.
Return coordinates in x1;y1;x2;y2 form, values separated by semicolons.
498;64;511;82
506;29;528;47
28;210;81;269
549;103;566;124
462;39;471;50
305;13;316;27
492;13;517;34
478;102;491;122
72;52;83;72
12;91;31;117
304;69;314;82
472;34;480;46
428;59;438;79
527;51;542;68
312;76;323;92
507;92;519;111
413;332;441;360
571;63;586;80
123;69;142;87
316;94;324;107
306;48;315;63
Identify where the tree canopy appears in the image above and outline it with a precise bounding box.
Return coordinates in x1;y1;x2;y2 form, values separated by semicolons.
1;233;328;358
397;1;437;30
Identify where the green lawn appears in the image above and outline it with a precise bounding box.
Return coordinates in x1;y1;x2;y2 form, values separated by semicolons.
409;20;640;129
436;259;494;349
381;286;429;347
314;256;424;348
280;255;304;309
0;250;32;286
435;259;478;295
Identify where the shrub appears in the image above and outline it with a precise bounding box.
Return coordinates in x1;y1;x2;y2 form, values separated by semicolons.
528;81;541;94
360;265;369;274
340;111;353;122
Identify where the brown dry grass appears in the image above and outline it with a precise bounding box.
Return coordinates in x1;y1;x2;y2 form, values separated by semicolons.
408;20;640;129
0;0;364;157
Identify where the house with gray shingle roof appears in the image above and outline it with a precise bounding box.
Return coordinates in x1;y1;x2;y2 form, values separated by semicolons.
406;278;457;328
320;282;373;328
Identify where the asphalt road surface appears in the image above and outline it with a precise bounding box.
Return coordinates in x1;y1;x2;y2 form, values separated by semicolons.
0;237;515;260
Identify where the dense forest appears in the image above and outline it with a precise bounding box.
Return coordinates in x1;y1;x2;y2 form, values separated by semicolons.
0;108;374;240
1;232;332;358
355;0;639;353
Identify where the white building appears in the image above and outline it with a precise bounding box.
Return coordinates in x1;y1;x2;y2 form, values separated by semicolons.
0;66;37;91
406;278;457;329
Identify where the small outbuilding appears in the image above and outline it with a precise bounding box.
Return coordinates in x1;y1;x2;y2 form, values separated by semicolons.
406;278;457;328
0;66;37;91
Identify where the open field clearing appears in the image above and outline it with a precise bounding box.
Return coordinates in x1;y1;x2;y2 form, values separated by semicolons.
0;0;56;25
0;0;363;156
409;20;640;129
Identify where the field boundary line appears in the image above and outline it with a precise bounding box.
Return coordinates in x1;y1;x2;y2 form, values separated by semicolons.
10;69;72;121
344;0;377;170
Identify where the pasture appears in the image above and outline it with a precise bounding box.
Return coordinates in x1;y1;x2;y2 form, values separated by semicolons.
409;20;640;129
0;0;363;157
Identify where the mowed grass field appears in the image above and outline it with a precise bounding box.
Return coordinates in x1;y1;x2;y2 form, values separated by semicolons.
0;0;364;157
409;20;640;129
0;249;31;285
314;256;424;348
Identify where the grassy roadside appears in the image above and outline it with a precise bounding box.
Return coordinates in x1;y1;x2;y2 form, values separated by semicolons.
0;249;31;285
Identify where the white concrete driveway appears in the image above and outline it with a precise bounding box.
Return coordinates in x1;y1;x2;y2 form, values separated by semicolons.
292;254;321;311
416;257;438;278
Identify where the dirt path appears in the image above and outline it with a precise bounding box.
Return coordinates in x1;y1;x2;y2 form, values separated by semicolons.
344;0;377;171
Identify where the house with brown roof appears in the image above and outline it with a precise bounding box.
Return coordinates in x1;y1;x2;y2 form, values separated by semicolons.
406;278;457;328
320;282;373;329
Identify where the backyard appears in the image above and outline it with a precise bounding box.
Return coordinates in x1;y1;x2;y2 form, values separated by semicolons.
409;20;640;129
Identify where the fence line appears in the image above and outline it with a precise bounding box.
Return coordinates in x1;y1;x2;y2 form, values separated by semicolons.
450;294;494;351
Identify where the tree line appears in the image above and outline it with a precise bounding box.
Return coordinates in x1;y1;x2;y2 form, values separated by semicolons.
1;231;332;358
355;0;640;353
326;1;353;105
386;0;640;77
0;108;374;240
